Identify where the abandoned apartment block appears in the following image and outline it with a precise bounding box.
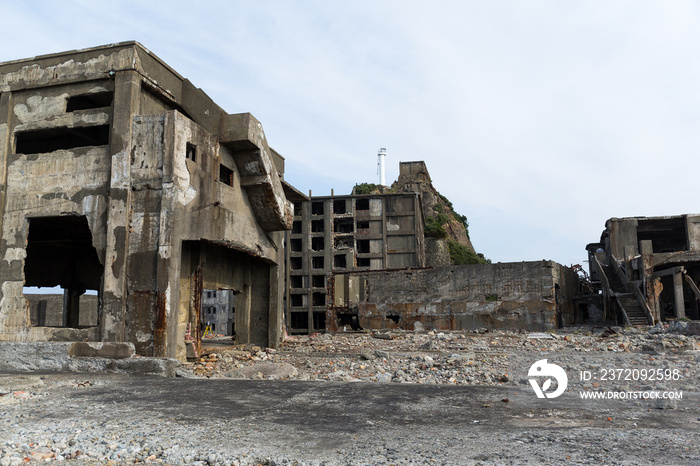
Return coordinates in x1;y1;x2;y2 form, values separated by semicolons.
285;192;426;333
587;214;700;326
0;42;294;360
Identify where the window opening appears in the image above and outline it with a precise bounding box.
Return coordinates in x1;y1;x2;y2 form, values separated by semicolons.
66;92;113;112
356;199;370;211
311;220;324;233
311;237;325;251
290;238;302;252
15;125;110;154
357;239;370;254
290;275;304;288
357;257;371;268
219;164;234;187
312;256;324;269
334;218;353;233
311;202;324;215
292;221;302;234
312;292;326;307
334;255;347;268
293;202;303;216
290;257;302;270
333;200;346;214
290;294;304;307
312;275;326;288
186;143;197;162
313;312;326;330
290;312;307;329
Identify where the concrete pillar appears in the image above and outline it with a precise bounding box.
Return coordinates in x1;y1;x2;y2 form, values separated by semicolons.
640;240;658;323
673;270;686;319
101;71;140;342
0;91;12;243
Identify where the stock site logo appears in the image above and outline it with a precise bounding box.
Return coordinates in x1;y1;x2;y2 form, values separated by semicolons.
528;359;568;399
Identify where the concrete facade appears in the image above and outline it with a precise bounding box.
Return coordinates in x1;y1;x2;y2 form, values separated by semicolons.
588;214;700;325
201;289;236;336
329;261;578;332
0;42;293;361
286;192;425;334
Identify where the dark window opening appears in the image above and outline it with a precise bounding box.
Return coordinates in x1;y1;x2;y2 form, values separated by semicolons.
66;92;113;112
290;238;302;252
312;256;324;269
186;143;197;162
357;221;370;231
311;237;324;251
357;258;371;268
25;216;103;328
334;236;354;250
313;312;326;330
312;202;324;215
290;294;304;307
292;221;302;234
312;275;325;288
357;239;370;254
386;314;401;324
290;257;302;270
290;312;307;329
290;275;304;289
312;292;326;307
637;218;689;253
356;198;370;211
311;220;324;233
334;255;347;268
219;164;234;187
15;125;110;154
337;313;362;330
334;218;354;233
293;202;303;216
333;200;346;214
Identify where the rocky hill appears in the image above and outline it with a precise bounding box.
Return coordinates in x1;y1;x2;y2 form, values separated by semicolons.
354;161;488;265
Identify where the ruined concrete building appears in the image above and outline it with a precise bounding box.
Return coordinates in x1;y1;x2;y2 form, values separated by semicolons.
0;42;294;360
286;186;425;334
587;214;700;326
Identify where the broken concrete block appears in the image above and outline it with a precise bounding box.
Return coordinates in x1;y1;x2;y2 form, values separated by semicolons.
69;342;135;359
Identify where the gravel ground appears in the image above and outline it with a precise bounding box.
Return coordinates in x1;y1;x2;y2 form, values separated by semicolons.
1;324;698;465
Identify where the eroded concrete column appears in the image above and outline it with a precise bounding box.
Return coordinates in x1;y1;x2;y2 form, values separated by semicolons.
673;270;686;319
101;71;140;342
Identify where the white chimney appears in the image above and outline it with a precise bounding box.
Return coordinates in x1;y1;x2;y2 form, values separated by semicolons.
377;148;387;186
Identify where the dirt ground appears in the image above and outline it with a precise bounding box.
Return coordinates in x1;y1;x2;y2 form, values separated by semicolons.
1;325;699;465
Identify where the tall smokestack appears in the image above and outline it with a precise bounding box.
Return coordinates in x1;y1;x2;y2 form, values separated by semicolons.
377;148;387;186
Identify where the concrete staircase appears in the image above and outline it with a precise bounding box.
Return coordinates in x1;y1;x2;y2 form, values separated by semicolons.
602;265;652;326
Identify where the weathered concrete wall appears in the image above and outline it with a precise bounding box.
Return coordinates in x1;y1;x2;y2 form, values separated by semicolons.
0;42;291;361
331;261;578;332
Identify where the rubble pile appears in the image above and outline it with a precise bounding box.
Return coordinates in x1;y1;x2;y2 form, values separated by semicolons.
180;325;700;388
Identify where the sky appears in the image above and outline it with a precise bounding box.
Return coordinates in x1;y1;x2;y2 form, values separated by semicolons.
2;0;699;267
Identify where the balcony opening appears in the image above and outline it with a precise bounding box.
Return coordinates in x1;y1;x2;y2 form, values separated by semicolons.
334;236;354;250
311;220;324;233
290;257;302;270
293;202;303;216
357;239;370;254
312;202;324;215
333;200;346;214
312;275;326;288
311;237;325;251
334;255;347;268
292;221;302;234
357;257;371;268
15;125;110;155
356;198;370;211
290;294;304;307
312;256;324;269
312;292;326;307
290;275;304;289
290;238;302;252
334;218;353;233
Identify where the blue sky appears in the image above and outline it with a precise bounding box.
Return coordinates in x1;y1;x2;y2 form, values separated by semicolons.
2;1;700;267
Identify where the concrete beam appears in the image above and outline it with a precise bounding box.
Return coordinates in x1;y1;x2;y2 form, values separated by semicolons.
219;113;293;232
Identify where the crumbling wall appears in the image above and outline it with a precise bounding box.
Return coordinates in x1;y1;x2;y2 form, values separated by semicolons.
332;261;577;332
